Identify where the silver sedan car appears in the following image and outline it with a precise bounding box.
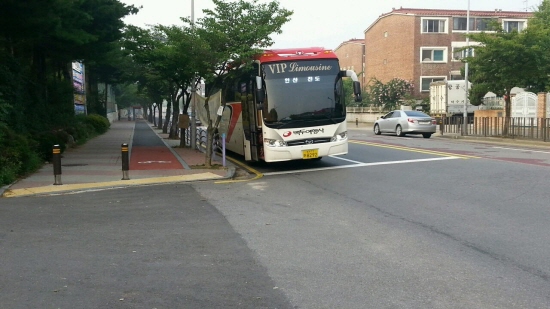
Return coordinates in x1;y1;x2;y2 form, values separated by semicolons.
374;110;436;138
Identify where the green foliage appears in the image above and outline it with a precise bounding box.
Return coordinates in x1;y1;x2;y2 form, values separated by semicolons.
466;1;550;114
343;78;371;106
0;113;110;186
468;83;490;106
367;77;414;110
194;0;293;96
113;83;149;110
82;113;111;134
35;131;68;162
0;124;41;185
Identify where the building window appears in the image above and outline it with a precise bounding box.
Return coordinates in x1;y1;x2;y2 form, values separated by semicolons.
422;18;447;33
476;18;497;31
451;41;480;61
421;47;447;62
421;76;446;92
452;46;474;61
450;71;463;80
453;17;497;31
503;20;526;32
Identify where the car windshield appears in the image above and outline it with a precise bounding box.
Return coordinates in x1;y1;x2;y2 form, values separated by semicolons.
404;111;430;117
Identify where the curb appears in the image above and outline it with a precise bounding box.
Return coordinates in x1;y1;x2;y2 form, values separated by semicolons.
1;171;232;198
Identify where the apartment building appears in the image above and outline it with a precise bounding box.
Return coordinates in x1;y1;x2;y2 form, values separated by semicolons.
364;7;533;98
334;38;365;87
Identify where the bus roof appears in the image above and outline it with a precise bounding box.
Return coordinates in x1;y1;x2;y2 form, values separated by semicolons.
258;47;338;63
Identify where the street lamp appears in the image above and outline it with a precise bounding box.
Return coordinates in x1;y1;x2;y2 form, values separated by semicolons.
462;0;470;136
153;102;157;127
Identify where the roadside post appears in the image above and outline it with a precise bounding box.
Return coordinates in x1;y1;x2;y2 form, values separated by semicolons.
222;133;226;167
356;118;358;127
121;143;129;180
52;144;62;185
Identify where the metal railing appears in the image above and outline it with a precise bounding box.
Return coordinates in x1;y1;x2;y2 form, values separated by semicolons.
439;116;550;142
149;117;211;149
182;127;208;149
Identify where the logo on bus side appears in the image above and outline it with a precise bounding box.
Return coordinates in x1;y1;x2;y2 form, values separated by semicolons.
294;128;324;135
282;128;325;138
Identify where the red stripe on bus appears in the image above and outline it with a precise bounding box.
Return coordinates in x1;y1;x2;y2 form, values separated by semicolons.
227;103;242;141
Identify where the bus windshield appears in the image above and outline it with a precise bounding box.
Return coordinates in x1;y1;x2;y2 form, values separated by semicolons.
262;59;345;129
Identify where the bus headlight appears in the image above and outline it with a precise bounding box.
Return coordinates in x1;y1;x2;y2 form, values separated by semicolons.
331;131;347;142
264;138;287;147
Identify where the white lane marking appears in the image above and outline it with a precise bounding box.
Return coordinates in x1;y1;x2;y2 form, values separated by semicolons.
328;155;364;164
138;160;172;164
263;157;459;176
492;147;550;154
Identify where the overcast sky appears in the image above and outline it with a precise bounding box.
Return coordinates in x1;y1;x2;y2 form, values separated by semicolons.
120;0;540;49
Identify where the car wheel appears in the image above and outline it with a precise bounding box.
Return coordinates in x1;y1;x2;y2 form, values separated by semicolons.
396;125;405;137
374;124;381;135
422;133;432;139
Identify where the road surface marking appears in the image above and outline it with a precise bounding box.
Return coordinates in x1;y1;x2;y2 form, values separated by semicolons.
329;155;364;164
350;140;479;159
138;160;172;164
492;146;550;154
263;157;458;176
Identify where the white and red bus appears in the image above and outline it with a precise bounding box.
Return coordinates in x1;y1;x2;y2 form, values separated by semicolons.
218;47;362;162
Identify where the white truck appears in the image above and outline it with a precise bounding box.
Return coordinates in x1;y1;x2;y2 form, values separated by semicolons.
429;80;478;116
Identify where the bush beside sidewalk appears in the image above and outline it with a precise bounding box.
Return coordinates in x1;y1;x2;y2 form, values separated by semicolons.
0;114;111;187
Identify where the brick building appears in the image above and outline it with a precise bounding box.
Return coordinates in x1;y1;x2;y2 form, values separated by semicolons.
363;7;533;98
334;39;365;87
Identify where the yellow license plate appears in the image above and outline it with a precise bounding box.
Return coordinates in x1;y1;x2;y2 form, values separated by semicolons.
302;149;319;159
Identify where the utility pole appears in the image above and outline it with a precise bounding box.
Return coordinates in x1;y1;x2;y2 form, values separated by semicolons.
190;0;197;149
462;0;470;136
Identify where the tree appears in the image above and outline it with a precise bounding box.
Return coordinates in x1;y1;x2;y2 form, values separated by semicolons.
343;78;371;107
0;0;138;131
122;24;206;142
367;77;414;111
122;25;170;128
190;0;293;167
466;2;550;133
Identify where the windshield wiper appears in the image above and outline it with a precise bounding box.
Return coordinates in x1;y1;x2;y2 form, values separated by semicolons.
276;121;299;129
315;113;337;124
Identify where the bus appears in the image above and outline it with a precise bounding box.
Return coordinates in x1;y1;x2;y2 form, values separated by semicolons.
218;47;362;162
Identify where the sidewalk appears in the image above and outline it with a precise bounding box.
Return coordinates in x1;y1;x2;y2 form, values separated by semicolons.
1;120;235;198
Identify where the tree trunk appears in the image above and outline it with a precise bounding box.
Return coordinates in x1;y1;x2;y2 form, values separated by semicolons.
182;92;192;148
205;119;214;168
157;104;163;129
163;100;171;134
169;93;182;139
504;93;511;136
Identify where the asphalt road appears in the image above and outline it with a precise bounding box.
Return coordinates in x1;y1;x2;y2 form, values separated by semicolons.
197;130;550;308
0;185;292;308
2;129;550;308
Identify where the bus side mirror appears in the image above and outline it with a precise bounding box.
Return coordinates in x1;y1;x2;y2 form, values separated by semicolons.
353;81;362;102
255;76;265;104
